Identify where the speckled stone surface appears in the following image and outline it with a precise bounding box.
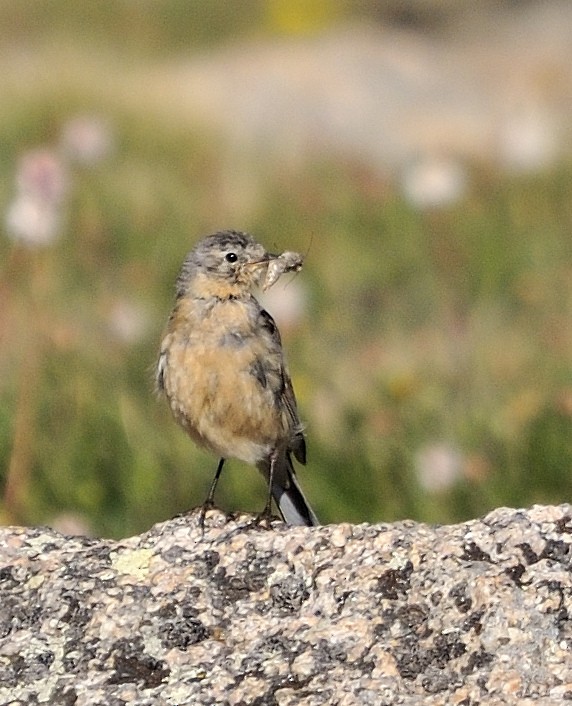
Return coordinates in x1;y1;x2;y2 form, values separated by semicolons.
2;505;572;705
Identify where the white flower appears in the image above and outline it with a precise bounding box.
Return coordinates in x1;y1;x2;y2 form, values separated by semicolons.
108;300;150;344
258;278;307;331
5;195;62;247
401;156;467;209
415;443;463;492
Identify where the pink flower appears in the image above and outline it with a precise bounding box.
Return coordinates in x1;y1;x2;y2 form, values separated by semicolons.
61;115;114;166
15;149;69;205
5;148;69;247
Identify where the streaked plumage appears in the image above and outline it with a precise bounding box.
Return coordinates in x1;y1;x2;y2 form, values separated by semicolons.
156;230;318;526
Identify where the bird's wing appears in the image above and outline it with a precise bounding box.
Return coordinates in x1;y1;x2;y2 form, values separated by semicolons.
257;307;306;465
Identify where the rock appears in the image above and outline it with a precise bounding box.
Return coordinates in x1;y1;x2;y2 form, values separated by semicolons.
2;505;572;704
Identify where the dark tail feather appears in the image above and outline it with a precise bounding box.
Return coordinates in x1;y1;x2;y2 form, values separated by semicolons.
266;453;319;527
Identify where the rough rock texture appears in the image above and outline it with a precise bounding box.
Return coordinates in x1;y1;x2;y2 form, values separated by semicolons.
2;505;572;705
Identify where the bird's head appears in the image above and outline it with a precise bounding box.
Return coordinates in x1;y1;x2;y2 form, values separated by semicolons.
177;230;274;299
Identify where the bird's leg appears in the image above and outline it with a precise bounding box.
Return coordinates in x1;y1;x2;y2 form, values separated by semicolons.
199;458;225;530
255;449;278;526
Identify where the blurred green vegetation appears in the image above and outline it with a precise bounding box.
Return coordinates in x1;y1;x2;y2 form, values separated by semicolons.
1;2;572;538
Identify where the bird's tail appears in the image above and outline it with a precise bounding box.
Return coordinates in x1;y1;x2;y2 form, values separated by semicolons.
260;452;319;527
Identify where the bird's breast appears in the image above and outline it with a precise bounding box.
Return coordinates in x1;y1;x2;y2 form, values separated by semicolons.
159;296;288;463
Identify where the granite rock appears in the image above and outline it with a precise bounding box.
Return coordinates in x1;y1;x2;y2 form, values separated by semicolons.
2;505;572;705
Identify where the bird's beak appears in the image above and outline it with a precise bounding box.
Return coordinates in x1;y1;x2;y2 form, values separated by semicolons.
246;253;278;268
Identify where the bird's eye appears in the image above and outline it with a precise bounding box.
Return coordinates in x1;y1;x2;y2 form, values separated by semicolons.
225;252;238;263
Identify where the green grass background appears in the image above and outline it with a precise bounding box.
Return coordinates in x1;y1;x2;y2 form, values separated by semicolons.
1;1;572;537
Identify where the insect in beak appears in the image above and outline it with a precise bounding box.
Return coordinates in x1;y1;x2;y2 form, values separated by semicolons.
244;253;278;269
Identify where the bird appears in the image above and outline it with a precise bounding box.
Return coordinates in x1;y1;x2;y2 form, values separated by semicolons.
156;230;318;527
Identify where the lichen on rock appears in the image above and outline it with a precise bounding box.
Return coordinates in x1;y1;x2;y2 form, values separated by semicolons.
2;505;572;704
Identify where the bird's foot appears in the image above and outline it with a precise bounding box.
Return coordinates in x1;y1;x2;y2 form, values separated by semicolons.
250;508;278;530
